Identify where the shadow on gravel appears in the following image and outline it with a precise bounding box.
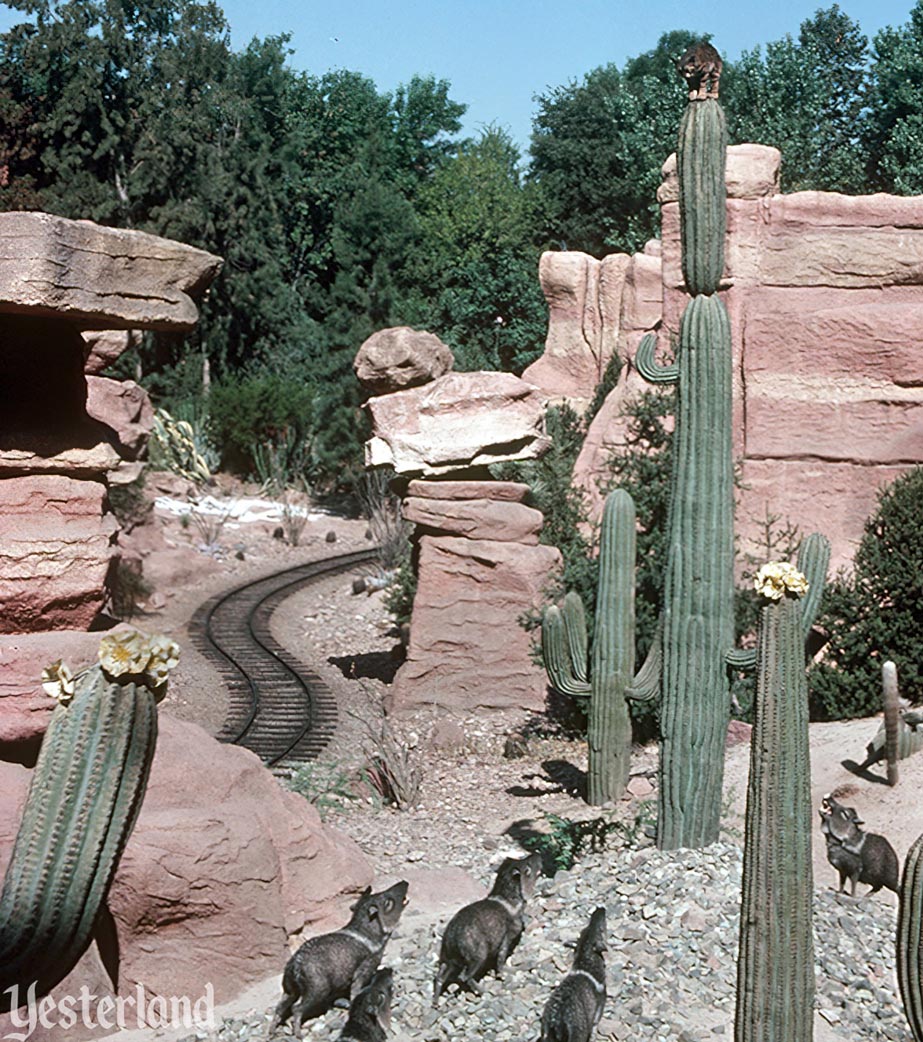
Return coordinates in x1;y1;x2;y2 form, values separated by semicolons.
505;758;587;801
841;757;890;785
328;649;402;684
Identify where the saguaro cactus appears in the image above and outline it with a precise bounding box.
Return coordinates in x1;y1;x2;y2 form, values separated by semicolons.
898;831;923;1041
634;79;734;848
542;489;636;804
735;552;826;1042
0;632;177;1008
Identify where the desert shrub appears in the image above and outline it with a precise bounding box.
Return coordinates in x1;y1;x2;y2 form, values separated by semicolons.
206;372;316;477
809;467;923;720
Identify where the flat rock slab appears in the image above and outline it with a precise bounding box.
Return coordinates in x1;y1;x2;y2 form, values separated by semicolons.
365;371;550;476
0;211;222;330
407;479;531;502
403;495;543;543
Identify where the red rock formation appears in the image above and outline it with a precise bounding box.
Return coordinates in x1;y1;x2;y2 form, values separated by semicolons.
0;714;371;1032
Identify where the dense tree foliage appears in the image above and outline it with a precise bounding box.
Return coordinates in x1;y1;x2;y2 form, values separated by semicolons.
7;0;923;488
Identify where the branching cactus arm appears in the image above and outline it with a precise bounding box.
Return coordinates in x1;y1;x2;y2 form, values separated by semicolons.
542;604;591;701
635;333;679;385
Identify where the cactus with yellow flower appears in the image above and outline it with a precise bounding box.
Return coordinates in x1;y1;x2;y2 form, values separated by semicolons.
735;538;829;1042
0;630;179;1007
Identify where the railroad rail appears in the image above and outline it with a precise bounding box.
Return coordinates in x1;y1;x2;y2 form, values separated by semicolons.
187;547;379;768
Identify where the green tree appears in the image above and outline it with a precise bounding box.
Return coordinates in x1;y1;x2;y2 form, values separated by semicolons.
723;5;869;193
863;1;923;193
407;125;546;372
810;467;923;720
529;31;699;256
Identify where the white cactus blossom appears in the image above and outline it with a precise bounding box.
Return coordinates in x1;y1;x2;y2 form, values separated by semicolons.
754;561;809;602
41;660;76;704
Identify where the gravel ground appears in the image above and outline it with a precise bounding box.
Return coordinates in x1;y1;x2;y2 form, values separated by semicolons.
128;481;917;1042
180;841;908;1042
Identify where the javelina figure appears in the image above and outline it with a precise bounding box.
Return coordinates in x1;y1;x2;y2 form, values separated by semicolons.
433;852;541;1002
270;881;409;1036
539;907;607;1042
336;968;393;1042
819;794;899;896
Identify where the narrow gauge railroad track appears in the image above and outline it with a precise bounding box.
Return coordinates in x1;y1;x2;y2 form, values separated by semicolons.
187;547;379;768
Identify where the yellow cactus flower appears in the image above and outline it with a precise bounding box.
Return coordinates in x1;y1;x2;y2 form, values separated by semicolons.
99;630;150;678
41;660;75;704
754;561;809;601
146;635;181;687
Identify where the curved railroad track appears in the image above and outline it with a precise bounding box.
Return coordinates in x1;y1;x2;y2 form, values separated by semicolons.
187;547;379;768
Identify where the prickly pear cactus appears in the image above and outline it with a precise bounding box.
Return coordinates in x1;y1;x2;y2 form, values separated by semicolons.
0;631;178;1008
735;554;825;1042
542;490;636;804
898;830;923;1041
635;73;734;848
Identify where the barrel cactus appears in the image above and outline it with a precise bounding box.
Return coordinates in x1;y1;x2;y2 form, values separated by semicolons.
735;549;827;1042
542;489;637;804
634;67;734;848
0;631;177;1007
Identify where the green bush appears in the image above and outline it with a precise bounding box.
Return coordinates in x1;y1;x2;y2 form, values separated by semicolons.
810;466;923;720
206;372;316;477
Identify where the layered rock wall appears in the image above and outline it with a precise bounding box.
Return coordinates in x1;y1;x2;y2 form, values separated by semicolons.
530;146;923;573
0;212;220;739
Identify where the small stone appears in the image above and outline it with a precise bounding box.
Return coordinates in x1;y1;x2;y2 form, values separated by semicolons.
325;530;337;543
681;906;707;932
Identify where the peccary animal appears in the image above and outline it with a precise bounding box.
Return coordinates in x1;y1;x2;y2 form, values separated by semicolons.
433;852;541;1002
336;968;393;1042
675;40;723;100
819;794;899;896
539;907;607;1042
270;881;409;1036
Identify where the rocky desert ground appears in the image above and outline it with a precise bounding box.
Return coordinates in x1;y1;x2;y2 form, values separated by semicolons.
100;476;923;1042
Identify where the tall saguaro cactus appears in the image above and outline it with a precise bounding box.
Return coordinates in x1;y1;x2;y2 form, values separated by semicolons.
634;77;734;848
0;632;176;1008
898;830;923;1041
542;489;636;804
735;554;826;1042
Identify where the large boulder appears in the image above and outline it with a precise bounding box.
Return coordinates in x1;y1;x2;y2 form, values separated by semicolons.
402;496;544;544
0;475;116;633
389;535;561;712
0;713;372;1035
0;211;221;330
85;375;154;459
82;329;140;374
365;372;550;476
354;326;453;395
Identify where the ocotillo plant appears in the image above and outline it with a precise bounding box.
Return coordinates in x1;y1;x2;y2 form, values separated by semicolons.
542;489;637;804
735;551;826;1042
0;631;177;1008
898;830;923;1041
633;57;734;848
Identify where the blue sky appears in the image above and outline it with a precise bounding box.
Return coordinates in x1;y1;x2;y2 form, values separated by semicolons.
0;0;918;153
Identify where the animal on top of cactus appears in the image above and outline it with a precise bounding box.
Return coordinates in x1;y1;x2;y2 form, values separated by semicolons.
0;631;177;1009
632;47;734;850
